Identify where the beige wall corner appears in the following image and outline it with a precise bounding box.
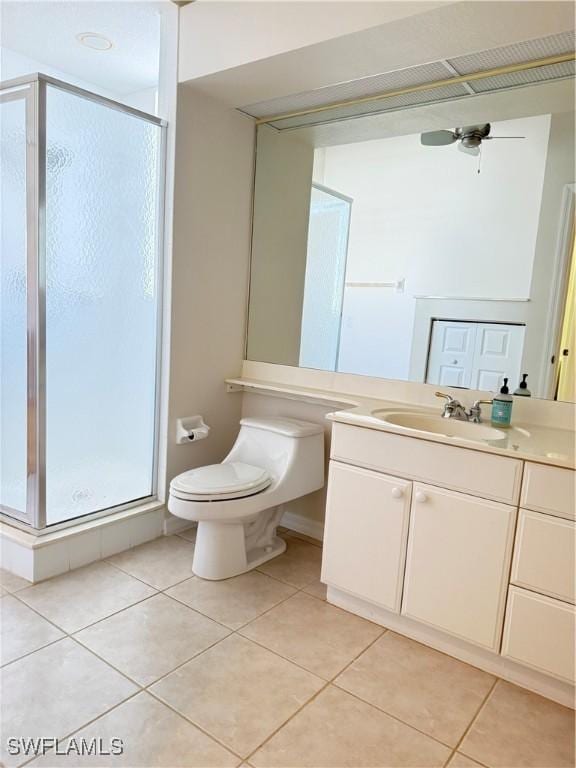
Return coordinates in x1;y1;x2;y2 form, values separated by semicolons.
165;86;255;491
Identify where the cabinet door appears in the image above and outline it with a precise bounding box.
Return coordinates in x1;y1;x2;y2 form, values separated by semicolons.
402;483;516;650
321;461;411;612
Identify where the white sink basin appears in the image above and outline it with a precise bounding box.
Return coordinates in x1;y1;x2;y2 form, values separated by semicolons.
372;410;507;443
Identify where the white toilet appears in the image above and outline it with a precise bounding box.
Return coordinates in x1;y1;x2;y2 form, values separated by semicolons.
168;417;324;580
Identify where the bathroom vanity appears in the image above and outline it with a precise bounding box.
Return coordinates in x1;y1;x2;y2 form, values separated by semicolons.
236;54;576;709
321;415;575;705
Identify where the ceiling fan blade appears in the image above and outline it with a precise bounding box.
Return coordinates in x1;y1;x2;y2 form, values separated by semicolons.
458;142;480;156
420;130;457;146
483;136;526;140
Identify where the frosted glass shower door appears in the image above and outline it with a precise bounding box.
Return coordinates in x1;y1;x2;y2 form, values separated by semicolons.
299;184;351;370
0;91;28;520
45;85;163;525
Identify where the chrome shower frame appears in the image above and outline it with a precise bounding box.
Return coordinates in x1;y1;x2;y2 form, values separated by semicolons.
0;73;167;532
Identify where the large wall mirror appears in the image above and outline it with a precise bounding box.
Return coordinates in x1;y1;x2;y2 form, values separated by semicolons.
246;64;575;402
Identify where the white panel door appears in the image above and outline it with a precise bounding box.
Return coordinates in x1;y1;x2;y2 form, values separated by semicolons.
426;321;476;387
402;483;517;649
321;461;412;612
471;323;525;392
427;321;525;391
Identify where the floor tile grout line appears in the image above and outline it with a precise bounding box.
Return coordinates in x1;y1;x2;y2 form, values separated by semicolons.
231;580;375;681
0;635;65;671
67;634;151;689
320;629;486;754
242;623;388;763
6;591;77;632
325;629;492;755
331;680;457;753
140;631;236;690
441;677;500;767
72;618;236;692
9;584;161;639
158;590;240;631
145;687;247;763
161;583;298;633
103;550;197;592
16;688;145;768
254;563;321;590
243;679;333;764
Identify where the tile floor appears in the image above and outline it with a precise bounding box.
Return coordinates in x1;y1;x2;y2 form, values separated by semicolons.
1;529;574;768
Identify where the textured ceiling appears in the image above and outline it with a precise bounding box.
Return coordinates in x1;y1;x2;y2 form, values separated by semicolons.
0;1;164;95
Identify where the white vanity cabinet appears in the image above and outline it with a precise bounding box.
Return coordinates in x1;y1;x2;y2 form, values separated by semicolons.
321;461;411;613
401;484;516;650
322;423;576;703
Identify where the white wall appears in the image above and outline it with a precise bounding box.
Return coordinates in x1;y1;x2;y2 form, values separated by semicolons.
164;86;255;499
315;115;551;380
178;1;447;83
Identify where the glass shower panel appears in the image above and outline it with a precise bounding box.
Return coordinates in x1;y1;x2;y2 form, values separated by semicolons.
299;185;351;370
0;94;28;519
45;85;161;524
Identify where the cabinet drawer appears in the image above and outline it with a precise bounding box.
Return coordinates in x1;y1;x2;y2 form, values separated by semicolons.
502;586;575;683
521;463;575;521
321;461;411;613
331;423;522;504
511;509;575;603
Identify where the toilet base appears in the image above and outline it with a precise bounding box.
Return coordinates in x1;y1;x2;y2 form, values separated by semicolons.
192;515;287;581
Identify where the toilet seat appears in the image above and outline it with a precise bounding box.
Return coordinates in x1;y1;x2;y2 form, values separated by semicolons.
170;461;271;502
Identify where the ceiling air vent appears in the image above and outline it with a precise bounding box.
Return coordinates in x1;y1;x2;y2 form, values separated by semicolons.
240;30;575;130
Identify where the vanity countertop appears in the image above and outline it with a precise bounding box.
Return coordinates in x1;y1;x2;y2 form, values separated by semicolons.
226;376;576;470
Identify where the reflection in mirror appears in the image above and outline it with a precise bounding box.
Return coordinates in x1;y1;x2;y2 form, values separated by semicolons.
247;78;575;401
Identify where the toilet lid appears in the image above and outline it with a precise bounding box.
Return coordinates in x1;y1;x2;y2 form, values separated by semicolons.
170;462;271;500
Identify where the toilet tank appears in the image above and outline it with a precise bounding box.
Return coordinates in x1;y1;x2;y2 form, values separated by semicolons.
225;417;325;498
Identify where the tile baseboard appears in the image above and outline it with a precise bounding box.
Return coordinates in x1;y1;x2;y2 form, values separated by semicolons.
0;506;166;583
280;508;324;542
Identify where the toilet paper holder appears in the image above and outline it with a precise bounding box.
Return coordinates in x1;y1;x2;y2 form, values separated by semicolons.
176;416;210;445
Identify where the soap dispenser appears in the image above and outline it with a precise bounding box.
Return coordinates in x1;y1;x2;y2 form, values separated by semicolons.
514;374;531;397
491;378;513;427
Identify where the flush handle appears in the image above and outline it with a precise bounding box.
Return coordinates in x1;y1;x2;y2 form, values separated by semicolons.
391;487;404;499
415;491;428;503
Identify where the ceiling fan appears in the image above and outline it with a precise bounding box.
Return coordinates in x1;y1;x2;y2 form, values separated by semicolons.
420;123;525;156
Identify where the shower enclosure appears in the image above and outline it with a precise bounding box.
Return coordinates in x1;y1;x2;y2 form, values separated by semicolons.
0;74;165;530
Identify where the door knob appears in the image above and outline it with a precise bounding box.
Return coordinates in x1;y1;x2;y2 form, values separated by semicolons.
391;487;403;499
415;491;428;503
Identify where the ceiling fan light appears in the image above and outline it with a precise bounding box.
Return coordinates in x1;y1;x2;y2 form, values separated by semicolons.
461;135;482;148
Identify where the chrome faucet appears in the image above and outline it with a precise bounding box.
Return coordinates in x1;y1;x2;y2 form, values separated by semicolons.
435;392;469;420
435;392;493;422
